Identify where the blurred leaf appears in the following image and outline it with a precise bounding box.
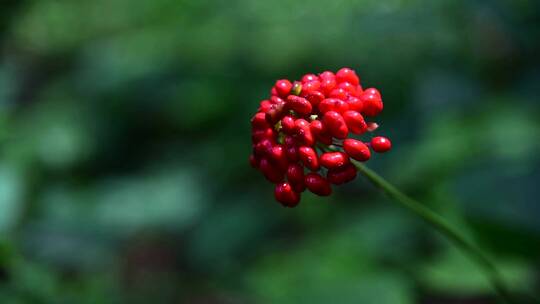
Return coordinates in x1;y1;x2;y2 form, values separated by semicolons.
0;164;24;235
418;246;533;295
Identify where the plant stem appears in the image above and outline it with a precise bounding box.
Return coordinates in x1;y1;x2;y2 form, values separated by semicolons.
351;160;515;304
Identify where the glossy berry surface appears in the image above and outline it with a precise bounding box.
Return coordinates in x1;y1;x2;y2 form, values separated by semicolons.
371;136;392;153
275;182;300;207
250;68;391;207
343;139;371;161
305;173;332;196
274;79;292;97
320;152;349;169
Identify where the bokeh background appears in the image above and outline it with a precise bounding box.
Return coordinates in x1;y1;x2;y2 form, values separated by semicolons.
1;0;539;303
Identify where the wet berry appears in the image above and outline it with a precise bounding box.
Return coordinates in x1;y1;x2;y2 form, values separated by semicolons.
298;146;320;171
286;145;299;162
371;136;392;153
343;139;371;161
339;82;358;95
270;145;289;171
252;127;274;142
319;71;335;80
259;100;272;113
361;92;383;117
287;95;312;116
310;120;333;145
260;158;284;183
363;88;381;98
305;173;332;196
327;164;357;185
302;81;321;93
347;96;363;112
251;112;269;129
281;116;296;134
274;79;292;97
342;111;367;134
302;91;325;109
254;138;274;157
287;163;306;192
336;67;360;85
329;88;349;100
275;182;300;207
320;78;337;96
319;98;350;114
322;111;348;139
320;152;350;169
302;74;319;83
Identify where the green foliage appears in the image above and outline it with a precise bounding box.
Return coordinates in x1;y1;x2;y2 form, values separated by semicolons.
0;0;539;303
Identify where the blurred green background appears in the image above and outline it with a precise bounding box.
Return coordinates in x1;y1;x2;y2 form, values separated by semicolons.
0;0;539;303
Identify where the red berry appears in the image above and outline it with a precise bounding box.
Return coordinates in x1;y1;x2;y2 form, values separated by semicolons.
271;87;278;96
363;88;381;98
319;71;335;80
310;120;332;145
297;126;315;146
287;95;312;116
343;139;371;161
270;145;289;171
265;100;286;124
275;182;300;207
259;100;272;113
329;88;349;100
251;127;275;142
356;85;363;95
298;146;319;171
305;173;332;196
347;96;363;112
361;92;383;117
294;118;310;133
320;78;337;96
281;116;295;134
318;98;350;114
302;74;319;83
274;79;292;97
371;136;392;153
270;96;285;105
322;111;348;139
338;82;358;95
327;164;357;185
260;158;284;183
287;163;305;192
283;135;297;147
336;68;359;85
342;110;367;134
251;112;269;130
254;138;274;157
320;152;350;169
302;81;321;93
308;120;324;135
283;136;300;161
294;119;315;147
302;91;325;109
286;146;299;162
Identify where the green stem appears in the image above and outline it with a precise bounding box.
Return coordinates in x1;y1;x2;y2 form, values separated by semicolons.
351;160;515;304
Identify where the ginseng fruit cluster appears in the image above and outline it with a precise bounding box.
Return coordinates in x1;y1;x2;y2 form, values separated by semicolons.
250;68;392;207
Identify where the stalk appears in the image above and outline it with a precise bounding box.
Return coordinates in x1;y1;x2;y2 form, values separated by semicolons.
351;160;516;303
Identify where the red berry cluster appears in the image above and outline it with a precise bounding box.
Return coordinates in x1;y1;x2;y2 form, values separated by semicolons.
250;68;392;207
